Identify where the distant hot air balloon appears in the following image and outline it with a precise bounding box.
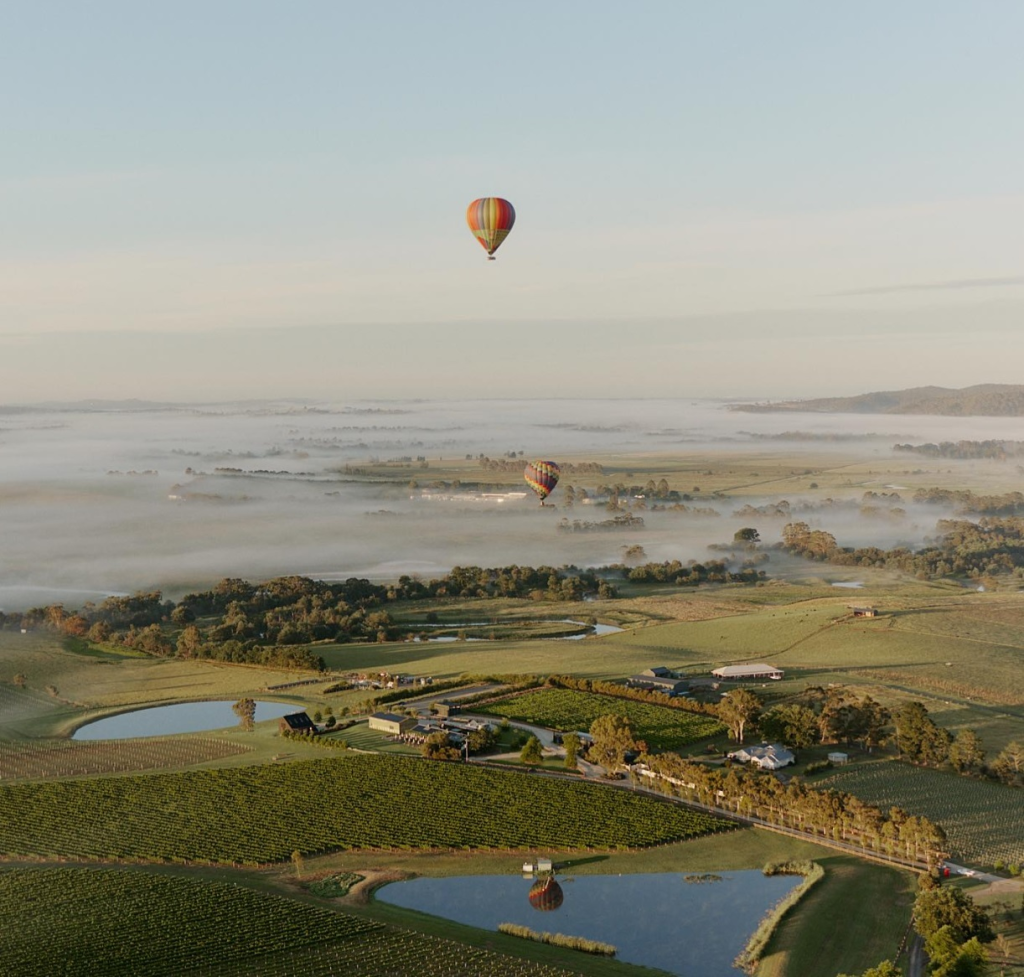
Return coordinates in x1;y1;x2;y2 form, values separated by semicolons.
524;460;560;505
466;197;515;260
528;876;564;911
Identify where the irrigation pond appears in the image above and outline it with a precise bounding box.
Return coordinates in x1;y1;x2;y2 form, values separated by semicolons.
376;869;801;976
72;700;297;740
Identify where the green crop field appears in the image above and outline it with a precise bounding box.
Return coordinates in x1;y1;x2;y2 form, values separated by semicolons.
0;754;734;864
475;688;724;749
815;760;1024;866
0;868;584;977
0;735;254;781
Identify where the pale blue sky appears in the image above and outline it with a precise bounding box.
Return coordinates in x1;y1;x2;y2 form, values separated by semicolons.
1;2;1022;400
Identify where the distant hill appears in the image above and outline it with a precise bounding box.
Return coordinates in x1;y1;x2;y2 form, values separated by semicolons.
731;384;1024;416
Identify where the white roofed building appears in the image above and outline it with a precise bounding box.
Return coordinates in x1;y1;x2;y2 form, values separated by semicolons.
712;663;784;681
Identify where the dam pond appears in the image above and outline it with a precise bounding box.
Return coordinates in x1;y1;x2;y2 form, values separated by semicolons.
376;869;801;976
72;700;297;740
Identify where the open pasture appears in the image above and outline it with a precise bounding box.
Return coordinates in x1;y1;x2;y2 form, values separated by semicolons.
815;760;1024;867
0;735;254;782
0;868;593;977
0;754;734;865
318;629;680;683
475;689;724;749
756;856;916;977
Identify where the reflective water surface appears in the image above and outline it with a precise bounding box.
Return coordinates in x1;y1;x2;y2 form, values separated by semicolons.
73;700;298;740
377;870;800;976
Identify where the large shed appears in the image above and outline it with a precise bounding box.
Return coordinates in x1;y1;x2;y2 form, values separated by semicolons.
626;674;689;695
368;712;416;735
711;663;784;681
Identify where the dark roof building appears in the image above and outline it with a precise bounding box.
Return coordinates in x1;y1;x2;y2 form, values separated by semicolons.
279;712;317;734
627;674;688;694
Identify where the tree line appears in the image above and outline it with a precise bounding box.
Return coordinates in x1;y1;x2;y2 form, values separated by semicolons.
638;750;948;865
0;565;617;669
780;516;1024;581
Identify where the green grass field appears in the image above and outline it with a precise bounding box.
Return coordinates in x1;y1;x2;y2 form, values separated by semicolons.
756;856;916;977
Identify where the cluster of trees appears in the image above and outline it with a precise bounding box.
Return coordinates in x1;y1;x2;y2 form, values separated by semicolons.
895;439;1024;460
422;724;500;761
727;687;1023;787
2;564;625;668
640;751;948;864
556;514;645;533
780;517;1024;581
913;488;1024;516
911;879;994;977
619;560;767;587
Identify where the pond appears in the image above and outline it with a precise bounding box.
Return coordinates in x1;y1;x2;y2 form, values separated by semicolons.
376;869;801;976
72;700;299;740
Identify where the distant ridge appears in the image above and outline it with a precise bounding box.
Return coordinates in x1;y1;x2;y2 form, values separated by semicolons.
731;384;1024;417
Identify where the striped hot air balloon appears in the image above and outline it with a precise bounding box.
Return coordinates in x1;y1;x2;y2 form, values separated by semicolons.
524;460;560;504
466;197;515;259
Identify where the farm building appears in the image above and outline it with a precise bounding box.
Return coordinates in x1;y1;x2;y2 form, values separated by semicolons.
368;712;416;735
626;674;689;695
642;666;672;678
850;606;878;618
711;663;784;681
828;751;850;765
728;743;795;770
279;712;317;735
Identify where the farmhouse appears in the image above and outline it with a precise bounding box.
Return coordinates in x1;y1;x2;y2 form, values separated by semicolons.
850;606;878;618
368;712;416;735
279;712;317;735
728;743;795;770
711;663;784;681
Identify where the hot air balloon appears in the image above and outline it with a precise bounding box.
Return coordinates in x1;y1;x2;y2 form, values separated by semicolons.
528;876;564;911
524;460;560;505
466;197;515;260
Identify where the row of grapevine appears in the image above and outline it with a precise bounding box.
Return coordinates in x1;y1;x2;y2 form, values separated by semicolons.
474;688;723;749
0;754;734;864
817;760;1024;865
0;736;253;782
0;868;579;977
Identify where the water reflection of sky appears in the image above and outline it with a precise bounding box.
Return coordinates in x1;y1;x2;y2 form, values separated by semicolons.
72;700;297;740
376;870;800;977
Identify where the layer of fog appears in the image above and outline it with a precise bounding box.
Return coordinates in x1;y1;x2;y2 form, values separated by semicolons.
2;398;1023;610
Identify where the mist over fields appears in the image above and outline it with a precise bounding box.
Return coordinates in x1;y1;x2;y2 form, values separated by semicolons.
3;397;1024;611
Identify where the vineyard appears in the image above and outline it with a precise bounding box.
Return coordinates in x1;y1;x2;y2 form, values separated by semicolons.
474;689;724;749
0;868;579;977
0;754;734;864
816;760;1024;865
0;736;254;782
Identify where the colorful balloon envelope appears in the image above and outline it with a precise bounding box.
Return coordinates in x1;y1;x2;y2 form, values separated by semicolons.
524;460;560;503
466;197;515;259
528;876;564;911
